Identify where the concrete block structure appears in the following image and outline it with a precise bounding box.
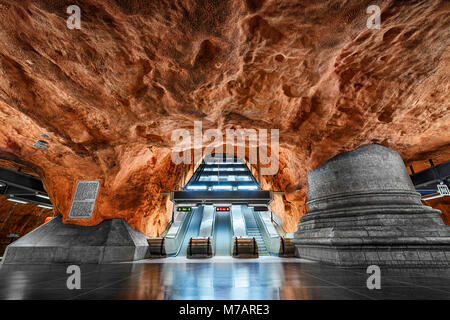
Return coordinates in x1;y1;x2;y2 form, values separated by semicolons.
293;144;450;267
2;216;149;264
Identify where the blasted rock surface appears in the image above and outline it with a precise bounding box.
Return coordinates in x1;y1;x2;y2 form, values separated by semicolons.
0;1;448;235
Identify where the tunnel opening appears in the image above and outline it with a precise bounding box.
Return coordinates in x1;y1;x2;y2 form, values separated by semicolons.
148;153;294;259
0;159;55;257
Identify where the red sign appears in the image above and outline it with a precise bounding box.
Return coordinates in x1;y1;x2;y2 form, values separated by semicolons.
216;207;230;212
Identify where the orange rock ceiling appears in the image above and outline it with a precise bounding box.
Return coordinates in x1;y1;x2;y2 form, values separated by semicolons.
0;0;448;236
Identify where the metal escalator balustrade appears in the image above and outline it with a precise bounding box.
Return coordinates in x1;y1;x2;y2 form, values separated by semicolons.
230;204;257;258
178;206;204;257
214;210;232;256
243;207;269;256
187;205;215;258
162;206;197;256
252;206;295;257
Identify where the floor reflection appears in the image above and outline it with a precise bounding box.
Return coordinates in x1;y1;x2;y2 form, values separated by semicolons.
157;262;283;299
0;260;449;300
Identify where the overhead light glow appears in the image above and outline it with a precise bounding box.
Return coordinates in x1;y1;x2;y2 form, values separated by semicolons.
7;198;29;204
38;204;53;210
36;139;48;145
238;186;258;190
421;194;443;201
33;143;48;149
44;217;53;223
187;185;207;190
212;185;232;190
36;194;50;200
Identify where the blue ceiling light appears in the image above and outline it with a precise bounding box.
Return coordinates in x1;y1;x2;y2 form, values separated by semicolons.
33;143;49;149
6;197;29;204
238;186;258;190
37;204;53;210
33;136;49;150
187;185;207;190
212;185;232;191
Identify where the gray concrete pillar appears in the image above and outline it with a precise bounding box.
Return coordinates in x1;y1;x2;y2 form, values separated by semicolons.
293;144;450;267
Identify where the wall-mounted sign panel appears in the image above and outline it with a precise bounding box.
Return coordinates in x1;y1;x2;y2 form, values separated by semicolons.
437;183;450;196
177;206;192;212
253;206;269;211
68;180;100;219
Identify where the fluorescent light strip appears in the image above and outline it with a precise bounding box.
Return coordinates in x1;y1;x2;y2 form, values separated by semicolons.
212;185;232;190
36;194;50;200
238;186;258;190
7;198;29;204
187;185;207;190
38;204;53;210
422;194;444;201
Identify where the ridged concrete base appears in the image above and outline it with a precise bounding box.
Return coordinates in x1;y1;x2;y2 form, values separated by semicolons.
295;245;450;267
293;145;450;267
2;216;150;264
294;206;450;267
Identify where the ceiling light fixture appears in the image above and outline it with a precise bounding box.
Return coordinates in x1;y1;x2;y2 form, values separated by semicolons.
7;198;29;204
38;204;53;210
36;194;50;200
238;186;258;190
187;185;207;190
212;185;232;190
33;143;48;149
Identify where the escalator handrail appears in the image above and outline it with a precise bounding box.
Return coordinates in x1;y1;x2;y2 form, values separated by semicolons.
207;237;210;256
160;237;165;256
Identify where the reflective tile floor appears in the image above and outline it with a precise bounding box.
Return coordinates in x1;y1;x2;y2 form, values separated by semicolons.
0;257;449;300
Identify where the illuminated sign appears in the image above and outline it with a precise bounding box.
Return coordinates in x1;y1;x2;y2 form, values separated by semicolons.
177;207;192;212
216;207;230;212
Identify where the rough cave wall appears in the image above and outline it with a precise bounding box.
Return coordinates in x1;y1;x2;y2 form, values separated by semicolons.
0;0;448;236
0;197;54;255
424;197;450;225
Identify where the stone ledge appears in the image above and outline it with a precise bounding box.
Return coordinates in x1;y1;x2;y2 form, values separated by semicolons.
2;216;150;264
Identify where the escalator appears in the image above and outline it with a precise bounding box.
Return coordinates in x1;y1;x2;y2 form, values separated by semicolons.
214;210;232;256
149;204;290;259
177;206;204;256
243;207;269;256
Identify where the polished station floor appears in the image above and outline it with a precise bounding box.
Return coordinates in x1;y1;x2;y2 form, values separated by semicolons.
0;258;449;300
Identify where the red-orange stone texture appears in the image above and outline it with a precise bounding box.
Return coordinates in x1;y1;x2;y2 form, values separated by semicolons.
0;0;448;236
